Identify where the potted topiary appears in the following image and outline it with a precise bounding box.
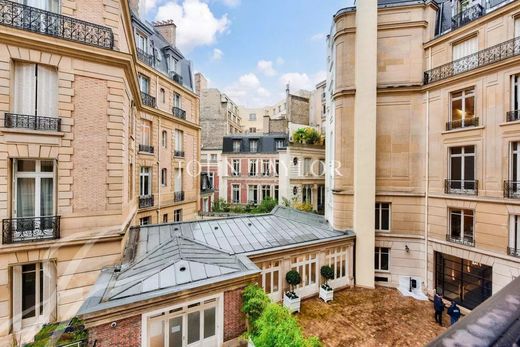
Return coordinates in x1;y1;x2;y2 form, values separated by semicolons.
319;265;334;303
283;270;302;313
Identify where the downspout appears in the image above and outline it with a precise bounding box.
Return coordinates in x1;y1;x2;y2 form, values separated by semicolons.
157;76;162;222
424;46;432;293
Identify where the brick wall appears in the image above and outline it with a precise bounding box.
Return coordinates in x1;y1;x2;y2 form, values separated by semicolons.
88;315;141;347
223;288;246;342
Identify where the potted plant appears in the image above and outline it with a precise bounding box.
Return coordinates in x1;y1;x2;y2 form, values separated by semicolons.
283;270;302;313
319;265;334;303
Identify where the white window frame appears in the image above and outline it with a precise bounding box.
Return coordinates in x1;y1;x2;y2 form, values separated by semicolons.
248;185;258;204
14;62;58;118
161;168;167;187
374;247;390;272
249;159;257;176
142;120;151;146
174;129;184;153
303;158;311;176
449;208;474;245
450;87;475;126
232;159;240;176
509;215;520;256
375;202;391;232
448;145;476;193
512;74;520;113
233;140;241;153
140;167;151;197
174;93;182;108
174;209;182;222
174;168;183;193
161;130;167;148
262;160;270;176
326;246;348;281
232;184;240;204
138;74;150;94
249;140;258;153
260;260;281;301
290;253;318;298
135;31;148;53
261;185;271;200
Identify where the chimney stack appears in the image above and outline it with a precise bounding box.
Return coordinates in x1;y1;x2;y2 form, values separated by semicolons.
263;115;271;134
153;20;177;47
129;0;140;17
195;73;208;95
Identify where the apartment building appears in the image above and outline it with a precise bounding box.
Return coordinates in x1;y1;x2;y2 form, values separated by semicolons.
309;80;327;133
240;106;267;134
0;0;199;343
327;0;520;309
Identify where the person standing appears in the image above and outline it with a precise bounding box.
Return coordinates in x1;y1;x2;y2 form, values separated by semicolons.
447;301;461;325
433;290;444;326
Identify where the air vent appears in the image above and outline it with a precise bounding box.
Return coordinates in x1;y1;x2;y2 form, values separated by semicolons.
179;266;186;272
214;226;219;230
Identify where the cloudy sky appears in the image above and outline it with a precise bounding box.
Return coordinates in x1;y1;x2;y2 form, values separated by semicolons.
143;0;354;107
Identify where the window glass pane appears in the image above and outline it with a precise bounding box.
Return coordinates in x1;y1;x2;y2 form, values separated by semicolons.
17;178;35;218
465;95;475;118
381;207;390;230
40;161;54;172
22;264;36;319
187;311;200;344
375;205;380;230
464;155;474;181
40;178;53;216
273;270;279;291
451;211;462;239
18;160;36;172
168;317;182;347
265;272;271;293
149;320;164;347
452;98;463;121
204;308;216;339
381;249;389;270
450;155;461;181
375;248;380;270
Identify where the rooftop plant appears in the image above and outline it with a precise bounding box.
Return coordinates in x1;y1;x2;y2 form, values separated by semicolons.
292;128;323;145
26;317;87;347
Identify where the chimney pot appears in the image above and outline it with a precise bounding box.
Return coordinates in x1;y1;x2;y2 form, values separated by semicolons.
153;20;177;47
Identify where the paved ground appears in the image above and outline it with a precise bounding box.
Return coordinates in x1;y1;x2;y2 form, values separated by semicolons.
297;286;448;347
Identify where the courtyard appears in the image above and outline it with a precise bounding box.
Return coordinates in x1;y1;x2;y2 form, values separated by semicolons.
298;286;448;347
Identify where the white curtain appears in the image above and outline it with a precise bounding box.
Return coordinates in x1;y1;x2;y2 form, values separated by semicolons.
453;37;478;60
515;18;520;38
36;64;58;117
40;178;53;217
42;261;57;322
17;178;35;218
14;62;36;116
174;169;182;193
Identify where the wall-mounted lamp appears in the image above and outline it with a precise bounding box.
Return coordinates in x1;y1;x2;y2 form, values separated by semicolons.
405;245;410;253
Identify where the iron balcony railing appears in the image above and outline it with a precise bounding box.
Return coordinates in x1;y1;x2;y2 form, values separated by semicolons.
172;106;186;120
174;191;185;202
446;117;479;131
446;233;475;247
138;144;154;154
506;110;520;122
201;187;214;194
169;71;183;85
2;216;60;244
424;36;520;84
4;113;61;131
451;3;485;31
507;247;520;257
136;48;154;67
140;91;156;108
174;150;184;157
139;195;154;208
444;179;479;195
503;180;520;198
0;0;114;49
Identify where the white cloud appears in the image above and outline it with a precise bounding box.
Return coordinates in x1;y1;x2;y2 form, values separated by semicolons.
310;32;326;42
224;73;273;107
212;48;223;61
142;0;158;13
257;60;277;77
238;73;260;89
220;0;240;7
155;0;230;52
279;71;326;92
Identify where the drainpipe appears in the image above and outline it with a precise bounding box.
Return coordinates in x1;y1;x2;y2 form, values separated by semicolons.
157;103;162;222
424;46;432;293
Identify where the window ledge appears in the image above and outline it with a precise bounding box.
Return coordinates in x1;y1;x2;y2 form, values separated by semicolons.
1;127;65;137
138;151;154;156
441;125;484;135
499;120;520;127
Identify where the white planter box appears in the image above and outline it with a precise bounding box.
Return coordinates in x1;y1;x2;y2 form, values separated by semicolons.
319;286;333;303
248;338;255;347
283;293;301;313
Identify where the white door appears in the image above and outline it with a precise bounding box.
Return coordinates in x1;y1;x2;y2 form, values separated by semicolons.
291;254;319;298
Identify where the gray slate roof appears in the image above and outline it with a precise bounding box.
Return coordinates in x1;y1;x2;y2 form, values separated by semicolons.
79;207;354;315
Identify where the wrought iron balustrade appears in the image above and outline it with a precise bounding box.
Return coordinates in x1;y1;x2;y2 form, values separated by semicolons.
172;106;186;120
138;144;154;154
503;180;520;198
2;216;60;244
506;110;520;122
4;113;61;131
174;150;184;157
136;48;154;67
140;91;156;108
201;187;214;194
424;37;520;84
507;247;520;257
0;0;114;49
445;117;479;131
139;195;154;208
169;71;183;85
446;233;475;247
174;191;185;202
444;179;479;195
451;3;484;30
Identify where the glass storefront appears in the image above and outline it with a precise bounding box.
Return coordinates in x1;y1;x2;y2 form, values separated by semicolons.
435;252;492;310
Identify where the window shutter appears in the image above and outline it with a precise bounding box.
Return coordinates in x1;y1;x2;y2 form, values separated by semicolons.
14;62;36;115
36;64;58;117
453;37;478;60
43;261;57;322
12;265;22;332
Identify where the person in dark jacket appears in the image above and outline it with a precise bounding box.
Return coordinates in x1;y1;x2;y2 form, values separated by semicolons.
433;290;444;326
447;301;461;325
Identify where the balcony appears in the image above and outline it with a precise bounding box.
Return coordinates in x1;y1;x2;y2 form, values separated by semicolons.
172;106;186;120
141;91;156;108
424;37;520;85
507;247;520;257
0;0;114;49
444;179;478;195
446;233;475;247
201;187;214;194
169;71;183;85
174;191;185;202
445;117;479;131
503;180;520;199
136;48;154;67
506;110;520;122
451;3;484;31
4;113;61;132
139;144;154;154
2;216;60;244
174;150;185;158
139;195;154;208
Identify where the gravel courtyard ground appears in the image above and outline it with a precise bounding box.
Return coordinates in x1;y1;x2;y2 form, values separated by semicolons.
297;286;448;347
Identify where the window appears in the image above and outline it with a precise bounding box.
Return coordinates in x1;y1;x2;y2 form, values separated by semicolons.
375;247;389;271
14;160;55;219
140;167;151;197
14;62;58;118
449;209;474;246
511;75;520;119
302;185;312;204
232;184;240;204
138;74;150;93
140;216;151;225
291;254;317;289
210;154;218;162
274;185;279;201
260;260;280;296
261;185;271;200
448;146;476;193
174;168;183;193
142;120;151;146
515;17;520;38
161;168;167;187
162;130;167;148
450;87;475;129
174;209;182;222
248;185;258;204
174;129;184;153
262;160;270;176
249;127;256;133
232;159;240;176
274;160;280;176
208;173;214;188
317;185;325;211
326;247;348;280
162;214;168;223
249;160;257;176
452;36;478;61
375;203;391;231
135;31;148;52
233;140;241;153
275;139;285;150
167;55;178;73
510;142;520;197
174;93;182;108
509;215;520;256
249;113;257;121
304;158;311;176
12;261;56;331
249;140;258;153
160;88;165;103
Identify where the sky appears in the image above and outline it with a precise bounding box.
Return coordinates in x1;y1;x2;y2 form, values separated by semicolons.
143;0;354;107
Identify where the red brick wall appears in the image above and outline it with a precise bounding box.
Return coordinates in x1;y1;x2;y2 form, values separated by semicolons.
224;288;246;342
88;315;141;347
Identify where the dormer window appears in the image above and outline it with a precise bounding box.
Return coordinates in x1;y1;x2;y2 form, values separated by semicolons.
135;31;148;53
168;55;178;73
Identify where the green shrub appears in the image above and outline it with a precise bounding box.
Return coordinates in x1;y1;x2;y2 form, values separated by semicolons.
285;270;301;293
292;201;313;212
242;284;271;335
26;317;87;347
212;198;230;212
252;197;278;214
292;127;323;145
320;265;334;282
